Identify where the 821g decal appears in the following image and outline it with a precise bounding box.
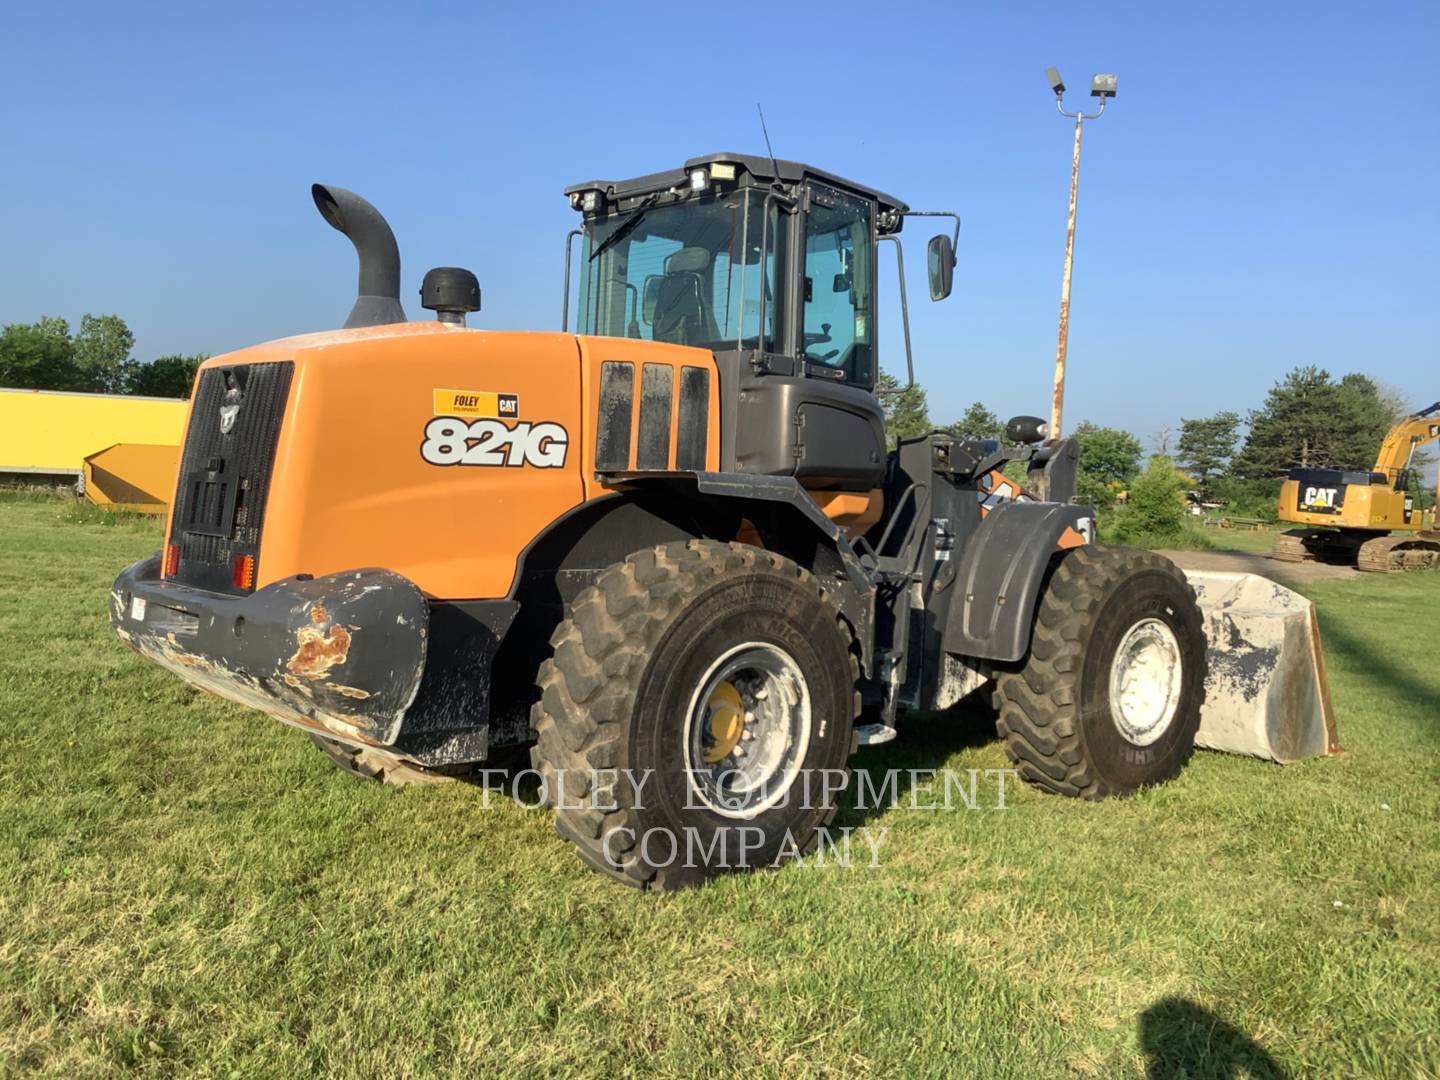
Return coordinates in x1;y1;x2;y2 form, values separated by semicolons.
421;417;569;468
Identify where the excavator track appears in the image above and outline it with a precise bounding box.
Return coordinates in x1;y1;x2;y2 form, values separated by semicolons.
1356;533;1440;573
1271;531;1316;563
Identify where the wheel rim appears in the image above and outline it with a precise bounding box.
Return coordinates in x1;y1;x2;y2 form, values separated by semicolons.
1107;618;1183;747
683;642;811;819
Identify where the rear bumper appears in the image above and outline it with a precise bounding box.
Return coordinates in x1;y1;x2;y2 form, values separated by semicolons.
111;554;434;755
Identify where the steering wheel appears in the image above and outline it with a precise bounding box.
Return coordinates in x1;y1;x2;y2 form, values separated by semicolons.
804;322;839;363
803;322;833;347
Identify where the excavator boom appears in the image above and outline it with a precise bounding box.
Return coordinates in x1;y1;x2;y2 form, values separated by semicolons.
1372;400;1440;481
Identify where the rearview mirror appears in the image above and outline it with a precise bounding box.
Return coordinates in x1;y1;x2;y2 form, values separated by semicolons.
927;234;955;301
642;276;661;324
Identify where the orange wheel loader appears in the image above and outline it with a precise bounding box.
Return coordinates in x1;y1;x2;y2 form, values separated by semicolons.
111;155;1208;888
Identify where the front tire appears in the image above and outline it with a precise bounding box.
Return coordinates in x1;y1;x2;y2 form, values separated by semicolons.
530;541;859;890
995;546;1206;799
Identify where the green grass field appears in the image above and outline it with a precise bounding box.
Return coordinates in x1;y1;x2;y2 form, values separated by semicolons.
1199;526;1286;554
2;491;1437;1077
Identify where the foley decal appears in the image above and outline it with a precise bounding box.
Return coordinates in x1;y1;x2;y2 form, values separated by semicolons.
424;388;564;468
432;388;520;418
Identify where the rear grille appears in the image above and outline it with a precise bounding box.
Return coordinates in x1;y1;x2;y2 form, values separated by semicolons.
169;361;293;593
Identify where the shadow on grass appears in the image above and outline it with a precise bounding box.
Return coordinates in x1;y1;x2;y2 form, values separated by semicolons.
1139;996;1288;1079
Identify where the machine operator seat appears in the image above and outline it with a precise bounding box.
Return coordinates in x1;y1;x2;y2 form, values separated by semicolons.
652;247;720;347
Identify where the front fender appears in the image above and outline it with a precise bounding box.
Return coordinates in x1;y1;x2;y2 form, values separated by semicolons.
942;501;1092;663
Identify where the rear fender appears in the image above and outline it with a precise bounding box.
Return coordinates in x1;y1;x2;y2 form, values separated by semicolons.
511;473;876;675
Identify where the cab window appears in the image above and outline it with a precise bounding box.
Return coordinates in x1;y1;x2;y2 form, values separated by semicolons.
803;188;874;387
578;189;786;353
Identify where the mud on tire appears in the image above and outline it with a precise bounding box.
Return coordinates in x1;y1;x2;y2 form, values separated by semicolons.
529;540;860;890
995;546;1207;800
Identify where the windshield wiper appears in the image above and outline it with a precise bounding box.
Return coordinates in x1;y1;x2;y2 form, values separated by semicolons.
588;193;660;262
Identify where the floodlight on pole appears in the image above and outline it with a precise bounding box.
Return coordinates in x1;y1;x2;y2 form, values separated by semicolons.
1045;67;1117;439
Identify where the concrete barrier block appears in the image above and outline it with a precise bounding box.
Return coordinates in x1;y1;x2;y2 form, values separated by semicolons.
1183;571;1339;763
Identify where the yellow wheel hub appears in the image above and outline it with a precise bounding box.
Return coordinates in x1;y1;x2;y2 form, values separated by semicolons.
702;681;745;763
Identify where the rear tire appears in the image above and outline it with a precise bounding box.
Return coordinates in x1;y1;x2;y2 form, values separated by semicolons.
995;546;1206;800
529;540;859;890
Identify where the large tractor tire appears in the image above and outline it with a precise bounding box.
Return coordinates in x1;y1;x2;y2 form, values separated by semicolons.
530;540;859;890
995;546;1206;800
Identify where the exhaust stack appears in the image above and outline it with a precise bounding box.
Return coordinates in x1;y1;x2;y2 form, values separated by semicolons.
311;184;407;329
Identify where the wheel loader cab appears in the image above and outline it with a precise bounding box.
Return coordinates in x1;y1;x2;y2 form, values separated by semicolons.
567;154;894;493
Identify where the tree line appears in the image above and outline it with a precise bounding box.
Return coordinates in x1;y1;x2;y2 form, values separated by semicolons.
0;314;205;399
880;364;1431;525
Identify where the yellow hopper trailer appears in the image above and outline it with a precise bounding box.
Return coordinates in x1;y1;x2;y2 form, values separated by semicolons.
83;443;181;512
0;388;186;508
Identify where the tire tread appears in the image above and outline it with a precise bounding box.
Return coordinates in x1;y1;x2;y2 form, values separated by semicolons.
994;546;1206;801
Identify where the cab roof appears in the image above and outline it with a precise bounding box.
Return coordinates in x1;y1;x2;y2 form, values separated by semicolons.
564;151;910;219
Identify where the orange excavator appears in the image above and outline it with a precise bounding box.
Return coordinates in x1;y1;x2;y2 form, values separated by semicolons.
1273;401;1440;571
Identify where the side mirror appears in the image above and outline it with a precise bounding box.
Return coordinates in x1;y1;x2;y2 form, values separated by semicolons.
831;271;850;293
641;276;661;324
927;234;955;301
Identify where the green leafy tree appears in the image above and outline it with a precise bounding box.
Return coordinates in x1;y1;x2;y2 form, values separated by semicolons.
1111;455;1190;542
1072;421;1143;510
1176;411;1240;500
72;314;135;392
1334;373;1396;468
35;315;72;344
122;354;206;398
1235;366;1394;479
945;402;1004;443
0;318;83;390
877;369;932;448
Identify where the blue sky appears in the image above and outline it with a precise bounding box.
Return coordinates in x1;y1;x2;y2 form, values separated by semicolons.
2;1;1435;444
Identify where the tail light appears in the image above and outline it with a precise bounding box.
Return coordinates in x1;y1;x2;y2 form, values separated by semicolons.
231;554;256;591
162;543;180;578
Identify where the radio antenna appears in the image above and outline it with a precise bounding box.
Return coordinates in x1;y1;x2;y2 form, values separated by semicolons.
756;103;781;181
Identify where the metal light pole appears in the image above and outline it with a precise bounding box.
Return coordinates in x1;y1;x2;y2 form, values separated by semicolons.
1045;67;1116;439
